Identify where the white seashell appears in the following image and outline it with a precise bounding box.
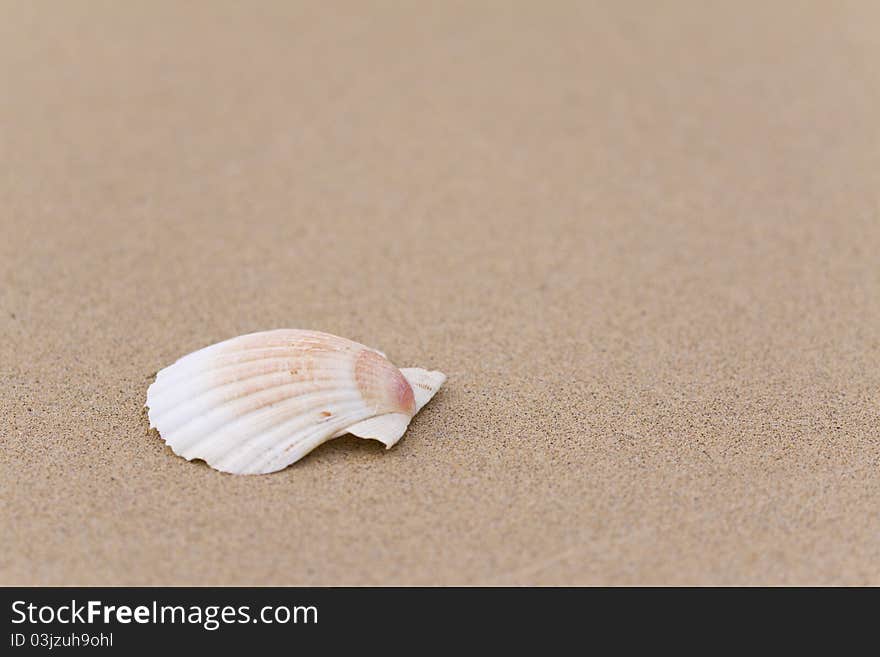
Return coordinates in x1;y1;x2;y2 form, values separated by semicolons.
146;329;445;474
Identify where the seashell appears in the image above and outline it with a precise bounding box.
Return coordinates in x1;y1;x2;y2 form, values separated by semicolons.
146;329;445;475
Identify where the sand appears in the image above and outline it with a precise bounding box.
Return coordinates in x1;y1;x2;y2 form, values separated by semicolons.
2;1;879;585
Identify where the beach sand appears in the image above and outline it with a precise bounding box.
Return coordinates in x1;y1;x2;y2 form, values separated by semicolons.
2;1;879;585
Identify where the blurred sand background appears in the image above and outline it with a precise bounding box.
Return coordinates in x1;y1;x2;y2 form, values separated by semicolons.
1;1;879;585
